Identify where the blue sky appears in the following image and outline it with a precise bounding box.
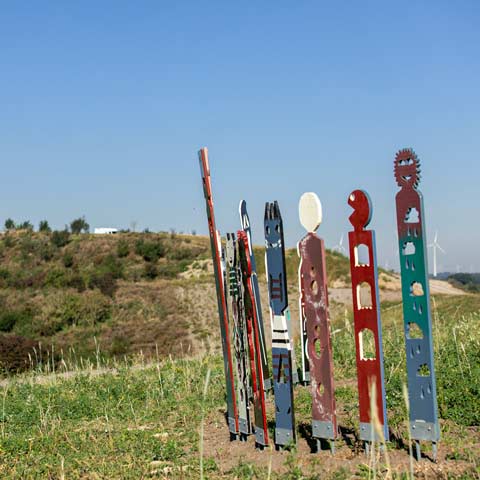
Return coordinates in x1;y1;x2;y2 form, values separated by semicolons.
1;1;479;272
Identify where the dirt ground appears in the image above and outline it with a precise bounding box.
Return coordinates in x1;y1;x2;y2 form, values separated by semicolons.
203;402;479;478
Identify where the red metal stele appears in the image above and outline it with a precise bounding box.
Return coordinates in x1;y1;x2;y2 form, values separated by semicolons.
198;148;239;437
237;230;269;448
298;230;337;450
347;189;388;445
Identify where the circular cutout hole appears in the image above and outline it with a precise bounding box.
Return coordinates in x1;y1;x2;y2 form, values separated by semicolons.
314;324;321;336
314;338;322;359
311;280;319;295
317;383;325;396
275;225;280;233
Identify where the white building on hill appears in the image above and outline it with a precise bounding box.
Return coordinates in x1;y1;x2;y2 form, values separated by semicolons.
94;227;118;235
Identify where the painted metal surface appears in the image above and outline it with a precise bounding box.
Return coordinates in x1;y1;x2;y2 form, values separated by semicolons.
264;201;296;448
394;148;440;459
225;233;252;440
297;193;337;447
239;200;272;391
238;230;269;448
198;148;239;437
347;189;388;443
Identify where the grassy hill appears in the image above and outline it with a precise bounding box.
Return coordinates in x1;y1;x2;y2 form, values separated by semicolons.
0;231;351;372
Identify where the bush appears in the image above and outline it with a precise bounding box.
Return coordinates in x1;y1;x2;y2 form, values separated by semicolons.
3;234;14;248
135;239;166;262
70;216;89;234
63;252;74;268
88;255;124;297
38;220;51;232
51;229;70;248
0;334;40;372
35;291;111;336
39;242;55;261
0;311;23;332
4;218;15;230
117;239;130;258
17;220;33;231
144;263;158;279
167;247;195;261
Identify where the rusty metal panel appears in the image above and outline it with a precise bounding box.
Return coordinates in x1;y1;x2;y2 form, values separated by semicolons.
347;189;388;445
238;230;269;448
239;200;272;391
394;148;440;460
297;193;337;449
198;148;239;437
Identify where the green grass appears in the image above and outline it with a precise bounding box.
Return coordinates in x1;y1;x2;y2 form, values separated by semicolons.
0;296;478;478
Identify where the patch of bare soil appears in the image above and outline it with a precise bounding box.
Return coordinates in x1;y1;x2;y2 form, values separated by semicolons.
203;401;479;478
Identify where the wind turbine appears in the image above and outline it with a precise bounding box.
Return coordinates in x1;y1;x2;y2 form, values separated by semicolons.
428;231;445;278
333;234;347;255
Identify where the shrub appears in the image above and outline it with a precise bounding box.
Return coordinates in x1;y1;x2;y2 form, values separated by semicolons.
135;239;165;262
70;216;89;234
88;255;123;297
0;312;21;332
109;334;132;356
157;263;182;278
167;247;195;261
63;252;74;268
39;242;55;261
38;220;51;232
51;229;70;248
3;234;14;248
4;218;15;230
0;334;40;373
17;220;33;231
144;263;158;279
117;239;130;258
36;291;111;336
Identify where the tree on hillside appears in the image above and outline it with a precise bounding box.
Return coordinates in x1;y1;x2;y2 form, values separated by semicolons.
4;218;15;230
17;221;33;231
39;220;51;233
70;216;89;234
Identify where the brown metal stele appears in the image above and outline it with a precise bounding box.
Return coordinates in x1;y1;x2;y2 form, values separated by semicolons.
297;193;337;452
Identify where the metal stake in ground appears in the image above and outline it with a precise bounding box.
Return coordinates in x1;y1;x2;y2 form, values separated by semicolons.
347;189;389;451
238;231;269;448
225;233;252;441
239;200;272;391
264;201;296;449
297;192;337;453
393;148;440;461
198;148;239;438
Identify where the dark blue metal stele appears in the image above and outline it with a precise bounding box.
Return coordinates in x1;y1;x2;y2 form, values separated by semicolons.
264;201;296;449
239;200;272;391
225;233;252;441
394;148;440;461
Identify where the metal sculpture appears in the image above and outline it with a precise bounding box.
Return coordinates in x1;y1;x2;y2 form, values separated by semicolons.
347;189;389;451
238;230;270;448
297;192;337;452
239;200;272;391
198;148;239;438
225;233;252;441
394;148;439;460
264;201;296;449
